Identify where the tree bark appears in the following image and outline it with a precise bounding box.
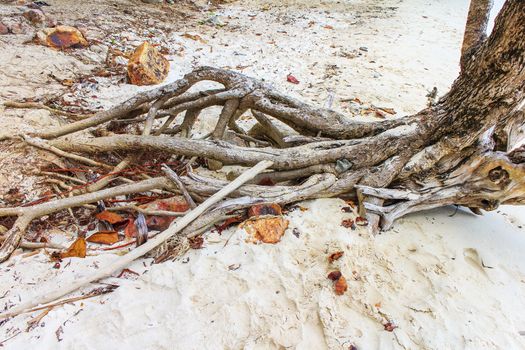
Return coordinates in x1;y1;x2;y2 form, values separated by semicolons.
460;0;494;70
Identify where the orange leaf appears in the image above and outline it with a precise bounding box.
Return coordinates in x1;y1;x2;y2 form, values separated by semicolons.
146;215;175;231
95;210;126;224
328;251;344;263
334;276;348;295
124;218;138;238
87;231;119;245
59;237;86;259
341;219;355;229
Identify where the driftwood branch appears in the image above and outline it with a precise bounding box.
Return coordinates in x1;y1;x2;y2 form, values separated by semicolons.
0;160;272;320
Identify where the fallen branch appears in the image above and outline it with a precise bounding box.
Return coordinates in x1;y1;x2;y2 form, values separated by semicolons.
0;177;170;262
24;136;113;170
0;160;272;320
18;285;117;320
3;101;94;120
161;164;197;208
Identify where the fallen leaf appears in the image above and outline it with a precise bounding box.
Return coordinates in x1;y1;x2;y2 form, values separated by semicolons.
146;215;175;231
334;276;348;295
341;219;355;229
189;235;204;249
378;107;396;115
374;110;386;119
182;32;208;44
215;216;243;234
248;203;282;217
328;251;344;263
87;231;119;245
327;270;342;281
95;210;126;224
60;78;75;87
355;217;368;226
346;200;356;208
284;205;308;213
58;237;86;259
124;218;138;238
286;74;300;84
323;25;334;30
241;217;289;244
384;322;397;332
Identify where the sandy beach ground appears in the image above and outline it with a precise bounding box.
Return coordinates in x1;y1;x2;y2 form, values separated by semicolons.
1;0;524;349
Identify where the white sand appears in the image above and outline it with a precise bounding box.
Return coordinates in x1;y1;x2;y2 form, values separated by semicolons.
1;0;525;349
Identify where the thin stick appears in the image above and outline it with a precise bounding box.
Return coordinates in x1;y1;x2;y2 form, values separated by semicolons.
4;101;94;120
22;286;116;316
161;164;197;208
40;172;87;185
24;136;112;170
106;204;187;217
0;236;67;250
0;160;273;320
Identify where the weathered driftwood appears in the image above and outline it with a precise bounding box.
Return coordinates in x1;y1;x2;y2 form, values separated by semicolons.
0;1;524;263
0;161;272;320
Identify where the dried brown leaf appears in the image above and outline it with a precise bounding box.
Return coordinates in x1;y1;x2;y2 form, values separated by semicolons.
341;219;355;228
182;32;207;44
334;276;348;295
384;322;397;332
189;235;204;249
59;237;86;259
328;251;344;263
327;270;342;281
355;217;369;226
86;231;119;245
95;210;126;224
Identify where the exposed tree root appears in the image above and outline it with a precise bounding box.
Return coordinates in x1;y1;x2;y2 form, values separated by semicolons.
0;0;524;265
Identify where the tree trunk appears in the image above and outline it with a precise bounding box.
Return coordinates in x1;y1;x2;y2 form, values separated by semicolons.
460;0;493;70
0;0;524;261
